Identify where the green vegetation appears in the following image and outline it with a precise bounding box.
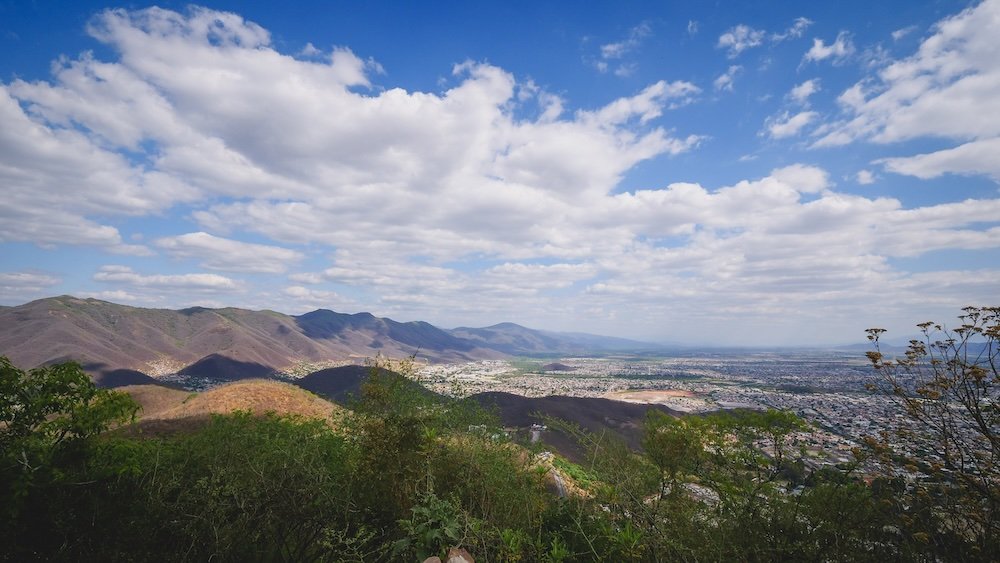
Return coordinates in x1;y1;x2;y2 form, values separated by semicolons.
552;457;599;491
0;307;997;561
865;306;999;561
508;357;547;375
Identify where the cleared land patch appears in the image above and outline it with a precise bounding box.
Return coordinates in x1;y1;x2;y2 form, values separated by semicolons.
604;388;713;413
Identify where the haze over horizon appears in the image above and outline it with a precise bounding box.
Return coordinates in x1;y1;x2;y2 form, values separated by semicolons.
2;1;998;346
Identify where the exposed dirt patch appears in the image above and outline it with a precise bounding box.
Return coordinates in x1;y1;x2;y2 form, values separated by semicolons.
605;389;696;402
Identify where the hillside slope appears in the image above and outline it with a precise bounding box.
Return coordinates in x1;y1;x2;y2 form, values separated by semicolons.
293;364;436;405
0;296;503;372
116;380;342;436
0;296;655;376
472;391;678;461
449;322;658;355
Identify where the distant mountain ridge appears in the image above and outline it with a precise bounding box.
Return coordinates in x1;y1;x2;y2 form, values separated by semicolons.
0;296;660;374
449;322;656;355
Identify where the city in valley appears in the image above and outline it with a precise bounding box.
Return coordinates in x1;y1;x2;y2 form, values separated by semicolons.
415;351;910;471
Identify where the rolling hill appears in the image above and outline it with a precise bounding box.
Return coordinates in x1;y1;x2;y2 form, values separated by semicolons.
119;380;342;435
471;391;679;461
448;322;658;354
0;296;661;376
289;365;674;461
292;364;439;405
0;296;503;372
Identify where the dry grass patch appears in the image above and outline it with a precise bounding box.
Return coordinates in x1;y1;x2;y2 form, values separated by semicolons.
146;379;341;423
117;384;191;417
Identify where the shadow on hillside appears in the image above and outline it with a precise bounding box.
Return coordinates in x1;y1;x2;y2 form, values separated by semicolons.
178;354;275;381
82;362;181;389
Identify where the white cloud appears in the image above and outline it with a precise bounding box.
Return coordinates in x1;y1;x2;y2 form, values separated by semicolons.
3;5;998;343
856;169;876;184
481;262;599;290
0;272;61;301
281;286;357;312
0;85;197;252
765;111;818;139
717;18;809;59
78;289;161;304
687;20;699;36
813;0;1000;183
561;163;999;343
614;63;638;78
789;79;820;104
4;6;700;265
892;25;918;41
600;23;650;59
94;265;240;291
714;65;742;91
803;32;855;64
860;44;892;69
0;271;59;288
877;137;1000;182
154;232;304;273
288;272;325;285
717;24;766;58
773;17;813;41
596;23;651;75
299;42;321;57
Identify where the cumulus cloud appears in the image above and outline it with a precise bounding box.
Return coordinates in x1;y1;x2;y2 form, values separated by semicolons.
718;18;810;59
765;111;819;139
813;0;1000;183
717;24;766;58
0;86;196;252
555;163;998;343
4;6;701;267
856;169;876;184
299;42;322;57
94;265;240;292
600;23;650;59
595;22;651;76
789;79;820;104
0;272;61;302
803;32;855;64
3;5;999;343
877;137;1000;182
154;232;304;273
891;25;918;41
281;286;358;312
714;65;742;91
773;17;813;42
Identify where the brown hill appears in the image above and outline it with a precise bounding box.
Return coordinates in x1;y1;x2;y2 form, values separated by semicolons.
117;380;340;436
87;365;164;388
116;384;192;417
143;380;341;421
0;296;503;373
177;353;275;381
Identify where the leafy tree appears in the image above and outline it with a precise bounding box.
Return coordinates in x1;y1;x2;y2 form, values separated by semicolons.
0;357;137;509
0;356;139;561
866;306;999;561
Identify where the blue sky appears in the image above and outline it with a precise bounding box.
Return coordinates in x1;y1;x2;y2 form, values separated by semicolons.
1;0;998;345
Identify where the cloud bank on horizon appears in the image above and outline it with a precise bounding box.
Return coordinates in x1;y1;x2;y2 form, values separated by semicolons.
0;1;998;345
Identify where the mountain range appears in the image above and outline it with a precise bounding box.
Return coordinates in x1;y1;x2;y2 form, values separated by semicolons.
0;296;659;374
